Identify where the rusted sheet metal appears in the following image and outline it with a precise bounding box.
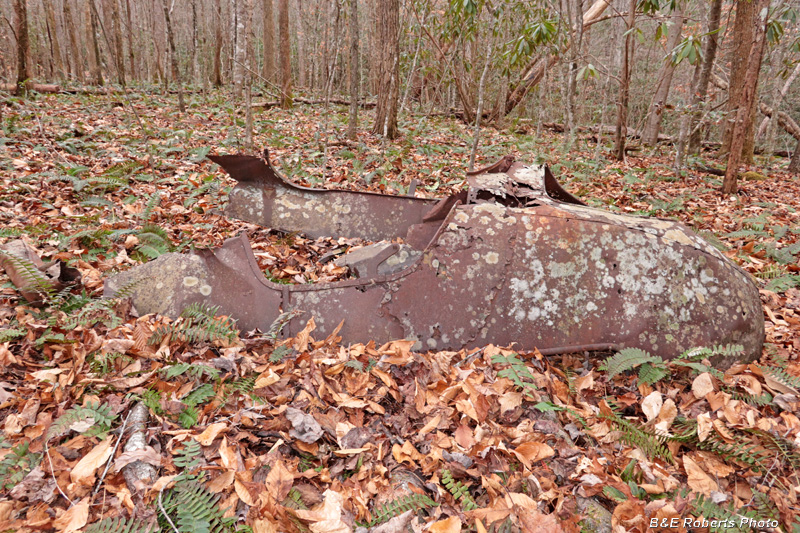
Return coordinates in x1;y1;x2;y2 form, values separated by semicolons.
106;153;764;367
211;151;440;241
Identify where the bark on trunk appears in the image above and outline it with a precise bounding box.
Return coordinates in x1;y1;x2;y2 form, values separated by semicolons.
63;0;84;82
43;0;64;80
720;0;757;161
278;0;292;108
347;0;360;140
642;5;684;146
722;0;769;194
89;0;104;85
125;0;135;79
371;0;400;139
213;0;224;87
161;0;185;112
262;0;275;82
613;0;636;161
234;0;246;96
15;0;30;95
687;0;722;155
108;0;126;86
789;140;800;173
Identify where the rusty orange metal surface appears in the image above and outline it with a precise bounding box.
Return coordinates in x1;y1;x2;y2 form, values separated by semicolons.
106;151;764;367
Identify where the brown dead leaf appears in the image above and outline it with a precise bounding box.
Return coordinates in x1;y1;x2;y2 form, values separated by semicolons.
692;373;715;399
70;437;114;485
427;516;461;533
53;498;89;532
683;455;718;495
294;489;351;533
195;422;228;446
512;441;555;470
207;470;235;493
641;391;662;422
265;460;294;502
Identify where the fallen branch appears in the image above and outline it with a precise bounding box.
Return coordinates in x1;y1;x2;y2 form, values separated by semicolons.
253;97;376;109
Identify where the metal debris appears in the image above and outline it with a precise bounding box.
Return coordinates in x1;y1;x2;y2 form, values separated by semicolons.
105;151;764;367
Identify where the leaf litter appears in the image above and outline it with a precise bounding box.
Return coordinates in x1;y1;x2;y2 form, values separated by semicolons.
0;91;799;531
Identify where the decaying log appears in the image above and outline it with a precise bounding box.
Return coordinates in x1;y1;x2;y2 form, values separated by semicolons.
1;83;62;94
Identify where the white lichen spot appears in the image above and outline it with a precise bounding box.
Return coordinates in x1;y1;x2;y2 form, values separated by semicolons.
484;252;499;264
315;205;327;213
716;305;725;314
156;282;164;290
454;211;470;224
695;291;706;304
586;302;598;313
183;276;199;287
426;338;437;349
199;285;212;296
663;229;693;246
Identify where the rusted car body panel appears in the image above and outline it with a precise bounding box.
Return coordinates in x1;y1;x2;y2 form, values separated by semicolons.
105;152;764;366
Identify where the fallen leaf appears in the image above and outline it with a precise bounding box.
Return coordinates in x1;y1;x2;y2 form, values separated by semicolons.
428;516;461;533
641;391;662;422
286;407;324;443
195;422;228;446
513;441;555;470
294;489;351;533
683;455;718;495
53;498;89;532
692;372;715;399
70;437;114;485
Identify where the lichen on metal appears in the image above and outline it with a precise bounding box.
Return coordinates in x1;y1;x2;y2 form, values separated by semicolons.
105;150;764;367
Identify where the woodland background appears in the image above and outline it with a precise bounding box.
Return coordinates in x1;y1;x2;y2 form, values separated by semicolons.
2;0;800;532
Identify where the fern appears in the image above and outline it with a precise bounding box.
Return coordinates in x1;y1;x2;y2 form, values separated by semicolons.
765;274;800;292
689;493;777;533
159;362;220;381
184;384;216;407
140;191;161;221
149;303;238;347
0;249;57;300
638;362;671;385
84;517;157;533
158;477;236;533
0;328;25;342
344;360;364;372
173;439;202;472
759;365;800;392
492;353;537;396
600;348;665;381
533;401;589;429
0;441;41;490
359;493;439;528
729;390;773;407
46;402;117;441
178;406;200;429
724;229;769;240
441;468;478;511
601;401;673;463
269;344;292;363
266;309;303;341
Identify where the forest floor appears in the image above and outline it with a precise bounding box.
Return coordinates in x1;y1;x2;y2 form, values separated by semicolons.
1;89;799;533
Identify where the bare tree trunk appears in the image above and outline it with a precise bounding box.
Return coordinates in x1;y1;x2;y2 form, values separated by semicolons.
789;140;800;173
243;0;254;150
347;0;360;140
469;36;496;171
262;0;275;82
161;0;185;112
564;0;585;148
108;0;126;86
63;0;84;82
190;0;199;83
278;0;292;108
14;0;30;95
642;5;684;146
687;0;721;155
720;0;757;161
723;0;769;194
43;0;65;81
372;0;400;139
125;0;135;79
213;0;224;87
89;0;104;85
613;0;635;161
234;0;246;96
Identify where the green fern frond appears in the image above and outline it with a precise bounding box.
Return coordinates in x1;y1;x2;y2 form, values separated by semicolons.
724;229;769;240
729;390;773;407
173;439;202;471
46;402;118;441
359;492;439;527
158;477;236;533
601;402;673;463
84;517;157;533
159;362;220;381
140;192;161;221
754;264;788;280
759;365;800;392
765;274;800;292
266;309;303;341
283;487;309;510
0;328;25;342
600;348;663;380
178;406;200;429
149;304;238;347
492;353;537;396
0;249;57;299
269;344;292;363
689;493;774;533
0;441;41;490
0;228;24;239
743;428;800;470
344;360;364;372
441;469;478;511
183;384;216;408
638;362;671;385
